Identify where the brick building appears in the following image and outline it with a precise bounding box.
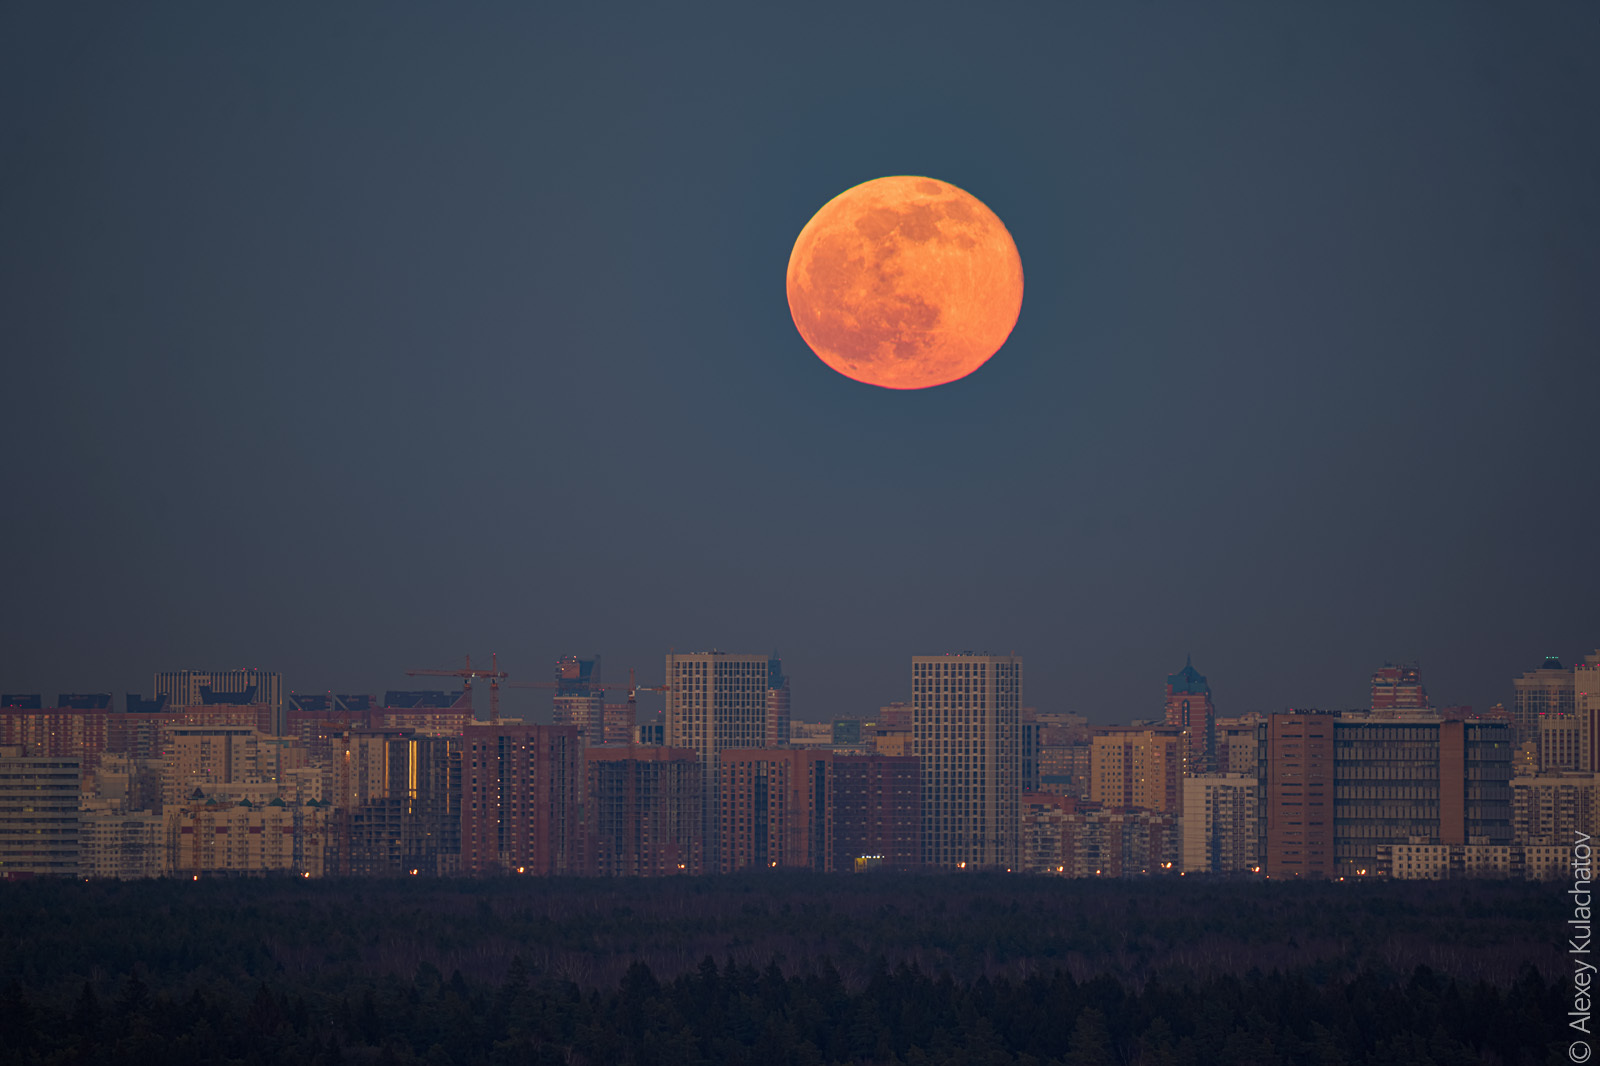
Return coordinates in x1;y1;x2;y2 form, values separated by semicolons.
583;746;703;876
460;722;581;875
1164;656;1215;772
832;754;920;870
719;748;832;873
1089;727;1183;814
1262;711;1335;878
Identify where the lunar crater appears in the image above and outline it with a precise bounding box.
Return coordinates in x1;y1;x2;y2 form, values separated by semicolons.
788;175;1021;390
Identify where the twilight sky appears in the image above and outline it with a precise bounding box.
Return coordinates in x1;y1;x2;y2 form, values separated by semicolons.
2;3;1596;724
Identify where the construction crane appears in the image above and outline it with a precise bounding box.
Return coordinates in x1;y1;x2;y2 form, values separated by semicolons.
506;668;674;741
405;653;509;724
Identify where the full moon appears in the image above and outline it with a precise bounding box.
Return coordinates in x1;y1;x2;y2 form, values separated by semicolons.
786;176;1023;390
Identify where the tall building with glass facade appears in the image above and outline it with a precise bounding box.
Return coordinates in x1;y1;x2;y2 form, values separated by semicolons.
1331;718;1512;878
1512;656;1574;749
911;653;1022;869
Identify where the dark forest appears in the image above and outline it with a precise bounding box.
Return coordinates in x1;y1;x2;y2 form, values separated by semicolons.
0;874;1567;1064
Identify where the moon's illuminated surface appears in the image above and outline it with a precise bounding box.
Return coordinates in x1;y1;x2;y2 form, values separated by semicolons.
786;176;1023;390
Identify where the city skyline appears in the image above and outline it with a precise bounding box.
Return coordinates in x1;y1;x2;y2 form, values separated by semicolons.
3;644;1594;727
0;4;1586;1058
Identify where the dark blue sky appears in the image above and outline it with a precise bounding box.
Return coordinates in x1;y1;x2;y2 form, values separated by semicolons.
3;3;1596;723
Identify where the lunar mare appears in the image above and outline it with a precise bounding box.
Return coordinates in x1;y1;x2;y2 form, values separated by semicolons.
786;176;1023;390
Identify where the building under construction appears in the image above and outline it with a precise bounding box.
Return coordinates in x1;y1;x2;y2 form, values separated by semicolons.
583;745;703;876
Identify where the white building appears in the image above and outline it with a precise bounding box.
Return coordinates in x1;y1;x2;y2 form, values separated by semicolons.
0;748;80;877
1181;774;1260;874
79;807;164;880
665;651;780;863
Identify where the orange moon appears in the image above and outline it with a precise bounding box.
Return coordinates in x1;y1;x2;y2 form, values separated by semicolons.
786;176;1023;390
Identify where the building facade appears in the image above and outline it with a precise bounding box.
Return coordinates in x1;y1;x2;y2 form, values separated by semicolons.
1577;652;1600;772
1089;727;1184;814
766;654;791;748
1181;774;1260;874
1370;663;1429;713
718;748;833;873
1332;718;1513;878
153;669;283;733
1021;795;1179;878
165;799;329;877
78;809;164;880
333;731;462;876
1513;772;1600;845
1512;656;1574;749
460;722;581;875
1262;711;1335;878
911;653;1022;869
0;749;80;877
1164;656;1215;772
0;696;110;769
583;746;703;876
664;651;775;865
832;754;921;871
552;656;606;742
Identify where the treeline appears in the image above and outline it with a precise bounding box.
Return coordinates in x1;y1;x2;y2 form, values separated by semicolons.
0;875;1567;1064
0;956;1566;1065
0;874;1561;996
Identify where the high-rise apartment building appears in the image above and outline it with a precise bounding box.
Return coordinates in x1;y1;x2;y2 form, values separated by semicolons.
1513;772;1600;845
1020;710;1040;792
1020;794;1179;877
1181;774;1260;874
460;722;581;875
602;701;635;745
1370;662;1430;713
832;754;921;871
1262;711;1335;878
0;697;109;768
154;669;283;733
1164;656;1215;772
766;654;791;747
162;724;287;807
1089;727;1184;814
665;651;775;864
78;809;164;880
0;748;80;877
553;656;606;742
105;700;184;763
165;798;330;877
287;693;374;764
877;703;913;731
719;749;833;872
332;730;462;877
377;691;472;736
583;746;703;876
1576;652;1600;772
911;653;1022;869
1214;714;1262;775
1512;656;1575;749
1542;716;1582;772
